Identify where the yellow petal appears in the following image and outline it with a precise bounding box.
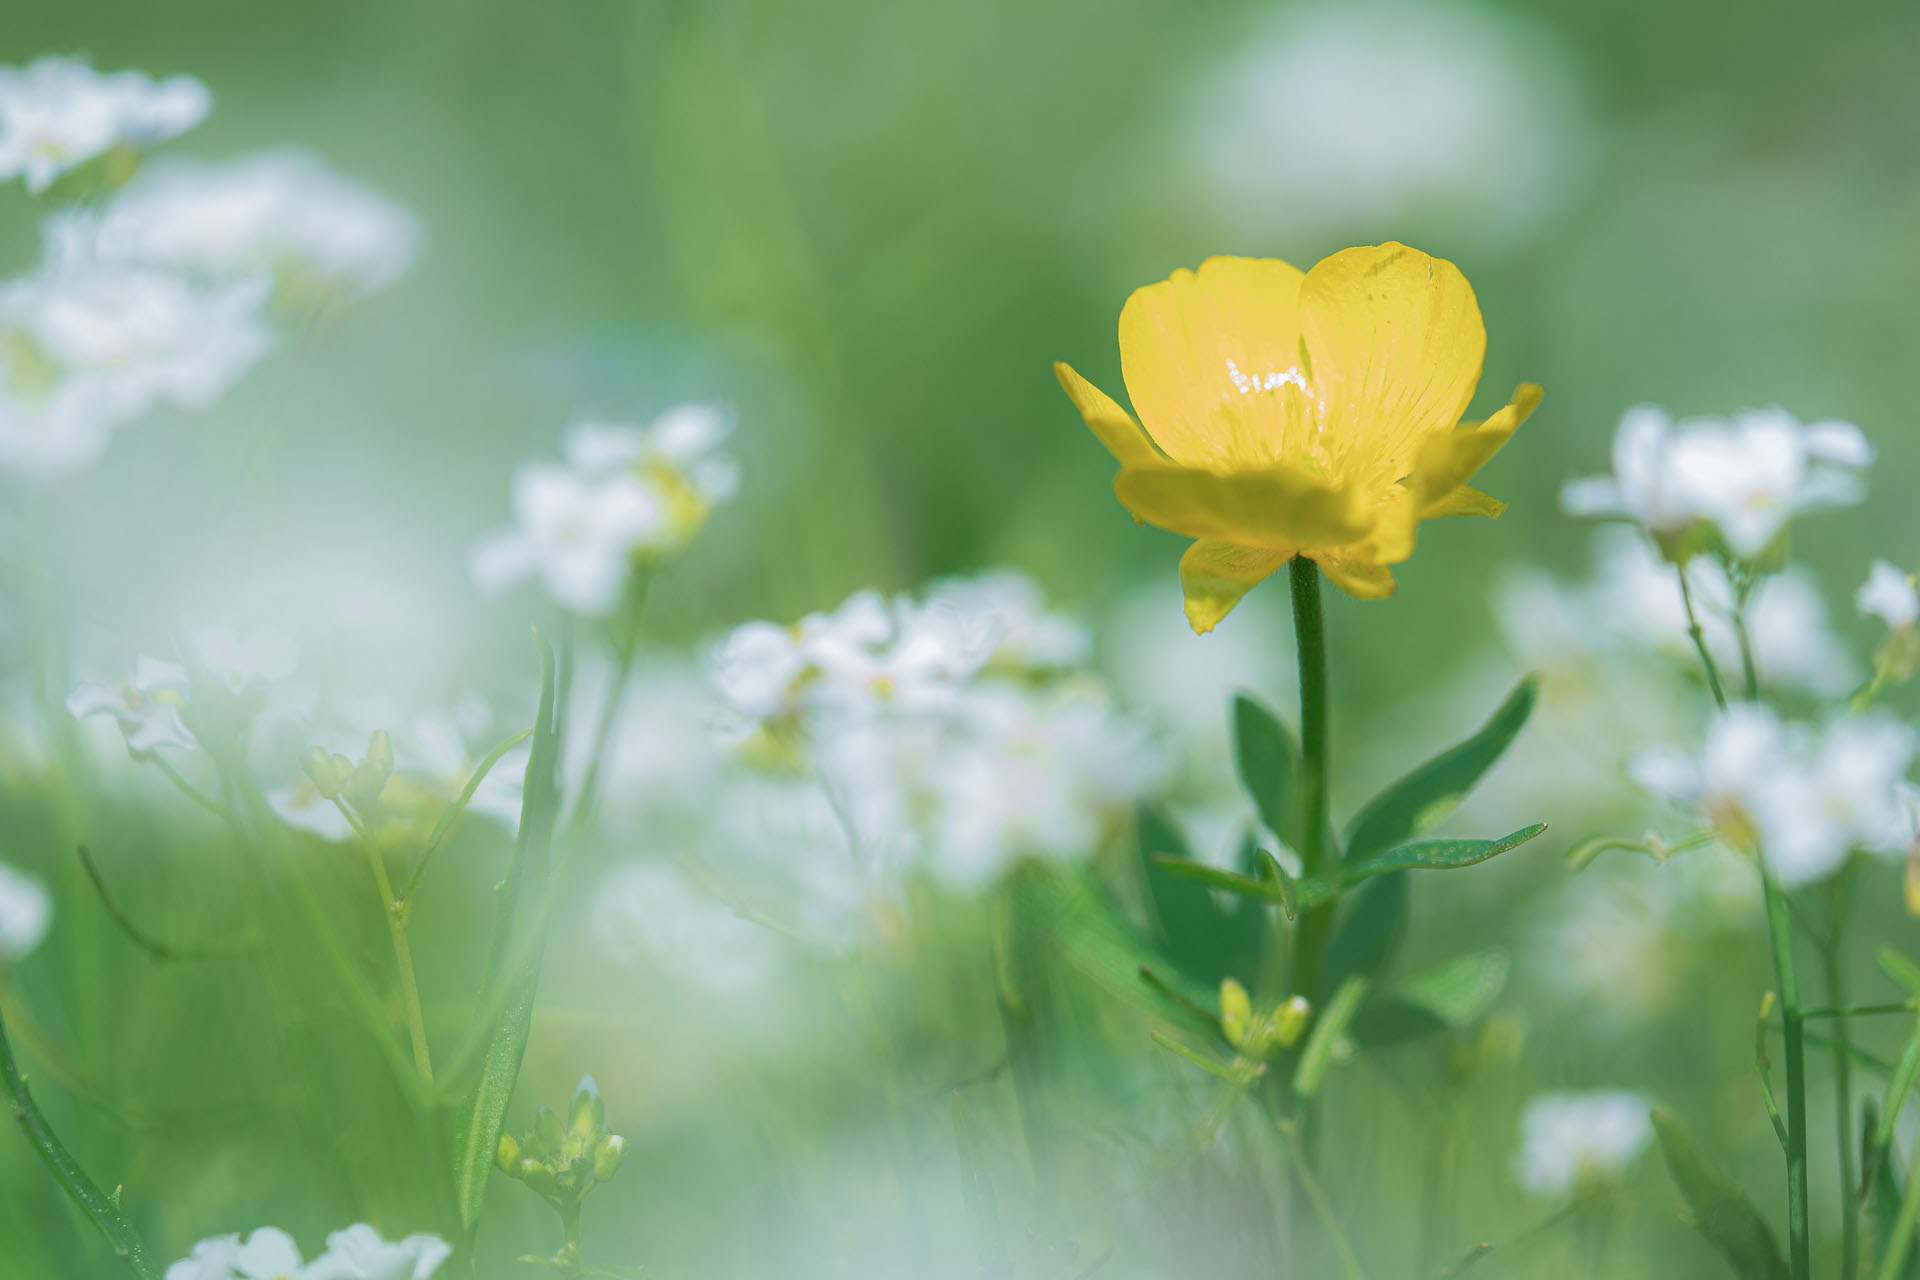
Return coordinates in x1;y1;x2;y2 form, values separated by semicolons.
1311;551;1397;600
1408;383;1544;504
1423;484;1507;519
1298;243;1486;482
1054;361;1161;470
1118;255;1310;471
1179;540;1293;634
1114;463;1370;549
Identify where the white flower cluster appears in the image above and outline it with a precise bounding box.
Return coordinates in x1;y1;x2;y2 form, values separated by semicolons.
710;570;1164;892
167;1222;449;1280
471;405;738;616
0;56;208;194
0;56;417;472
1514;1090;1655;1198
66;627;297;754
589;571;1164;988
1634;705;1917;887
1563;404;1872;560
1859;559;1919;632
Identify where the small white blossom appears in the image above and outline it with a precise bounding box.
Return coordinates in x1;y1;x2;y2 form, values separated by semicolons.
591;861;781;995
166;1222;450;1280
1514;1091;1655;1198
1564;405;1872;559
1859;560;1919;631
923;569;1091;674
0;57;209;195
470;464;664;616
1634;707;1916;887
57;149;420;304
0;861;51;961
560;404;738;549
193;625;299;694
65;656;196;751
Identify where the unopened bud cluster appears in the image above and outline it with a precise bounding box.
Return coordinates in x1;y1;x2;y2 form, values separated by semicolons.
496;1075;626;1211
1219;978;1310;1061
301;729;395;820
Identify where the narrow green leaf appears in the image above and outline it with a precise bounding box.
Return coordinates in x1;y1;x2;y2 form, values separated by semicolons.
1293;975;1369;1099
1253;846;1299;921
1882;949;1920;997
1322;873;1408;1000
1150;1031;1243;1082
1400;949;1509;1026
1864;1100;1920;1280
1016;864;1217;1025
452;629;566;1229
1232;692;1301;849
1136;807;1234;985
1343;675;1539;865
0;1013;158;1279
1151;855;1337;914
1348;997;1449;1048
1342;825;1547;882
1876;1014;1920;1148
1651;1108;1790;1280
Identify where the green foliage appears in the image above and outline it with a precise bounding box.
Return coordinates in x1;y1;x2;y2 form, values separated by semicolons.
1652;1108;1790;1280
1232;693;1302;851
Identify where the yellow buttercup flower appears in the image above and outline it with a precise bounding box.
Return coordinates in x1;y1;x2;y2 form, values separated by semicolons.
1056;242;1541;633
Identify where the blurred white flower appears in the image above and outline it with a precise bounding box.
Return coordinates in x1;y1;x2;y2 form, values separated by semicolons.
166;1222;450;1280
1185;1;1586;242
560;403;738;549
0;861;51;961
1634;707;1915;886
0;56;209;194
922;569;1090;675
926;683;1165;890
1514;1091;1654;1198
193;625;299;694
65;656;196;751
471;464;664;616
591;861;781;995
1565;405;1872;559
1859;560;1919;631
57;149;420;304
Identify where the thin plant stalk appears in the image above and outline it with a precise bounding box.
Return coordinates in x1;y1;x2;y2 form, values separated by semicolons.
336;801;434;1084
1275;1116;1368;1280
1287;556;1335;1008
1680;567;1811;1280
1823;875;1860;1280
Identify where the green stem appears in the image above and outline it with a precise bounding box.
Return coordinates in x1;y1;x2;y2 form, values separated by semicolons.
1801;1001;1915;1021
1288;557;1335;1006
0;1011;158;1279
338;801;433;1085
1675;566;1730;709
1276;1117;1368;1280
1826;863;1860;1279
569;572;652;841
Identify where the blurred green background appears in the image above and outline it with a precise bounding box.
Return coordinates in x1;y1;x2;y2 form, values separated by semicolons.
3;1;1920;1276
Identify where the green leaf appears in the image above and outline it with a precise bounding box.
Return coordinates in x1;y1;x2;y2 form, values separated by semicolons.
453;629;567;1229
1150;1031;1243;1083
1864;1101;1920;1280
1400;949;1509;1026
1882;949;1920;997
1876;1014;1920;1148
1016;864;1217;1025
1233;692;1301;850
1348;997;1450;1048
1343;675;1539;865
1136;808;1262;987
1322;873;1408;1001
1651;1108;1790;1280
1151;856;1337;914
1293;975;1369;1099
1342;825;1547;882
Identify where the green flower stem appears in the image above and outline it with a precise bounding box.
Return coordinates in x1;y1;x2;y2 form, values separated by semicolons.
1675;567;1730;710
1718;597;1810;1280
1287;557;1335;1008
1275;1115;1368;1280
0;1010;158;1279
335;801;433;1085
569;570;653;841
1821;894;1860;1280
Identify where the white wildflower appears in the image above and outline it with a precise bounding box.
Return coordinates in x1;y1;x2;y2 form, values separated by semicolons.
1565;405;1871;560
560;403;738;549
65;656;196;751
0;861;51;961
166;1222;451;1280
1514;1091;1654;1198
923;568;1091;675
59;149;420;304
0;56;209;195
1859;560;1919;631
470;463;664;616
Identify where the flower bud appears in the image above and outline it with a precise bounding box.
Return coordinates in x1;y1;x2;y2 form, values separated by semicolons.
593;1133;626;1184
569;1074;603;1141
1272;995;1312;1049
532;1104;564;1158
344;729;395;813
1219;978;1252;1050
495;1132;522;1175
300;747;350;799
